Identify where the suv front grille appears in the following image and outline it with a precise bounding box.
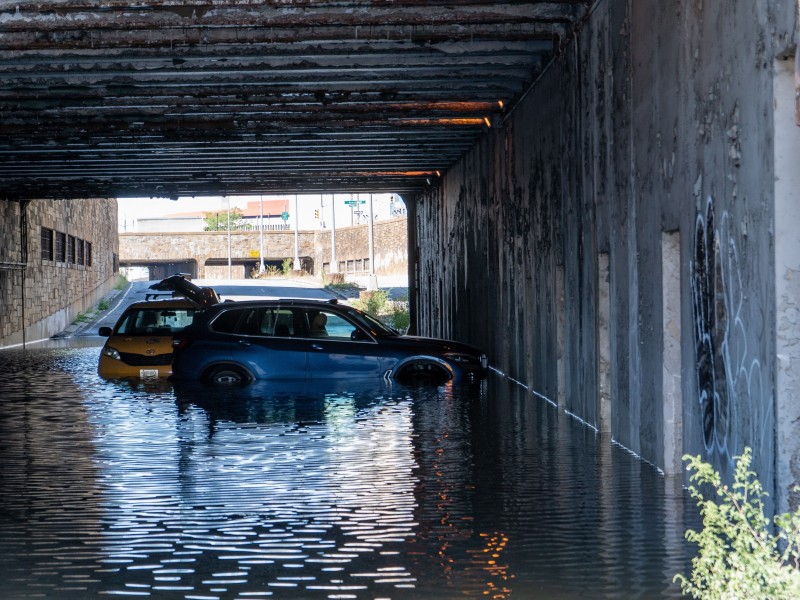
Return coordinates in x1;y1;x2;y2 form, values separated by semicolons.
120;352;172;366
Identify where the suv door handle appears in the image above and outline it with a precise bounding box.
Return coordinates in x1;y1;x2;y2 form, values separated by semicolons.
310;344;324;351
238;340;251;346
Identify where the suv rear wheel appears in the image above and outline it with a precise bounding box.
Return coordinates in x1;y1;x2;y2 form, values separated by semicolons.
204;365;250;385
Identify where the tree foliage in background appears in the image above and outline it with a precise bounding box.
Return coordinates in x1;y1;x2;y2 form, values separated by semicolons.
203;208;248;231
675;447;800;599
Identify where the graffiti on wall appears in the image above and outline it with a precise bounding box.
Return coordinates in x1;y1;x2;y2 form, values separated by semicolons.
690;196;768;462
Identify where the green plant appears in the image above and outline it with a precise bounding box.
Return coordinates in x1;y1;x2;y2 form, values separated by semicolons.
353;289;388;317
675;447;800;599
282;257;293;275
114;274;128;290
98;299;109;311
324;272;346;286
388;300;410;332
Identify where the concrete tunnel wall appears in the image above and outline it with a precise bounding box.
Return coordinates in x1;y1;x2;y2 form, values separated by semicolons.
413;0;799;512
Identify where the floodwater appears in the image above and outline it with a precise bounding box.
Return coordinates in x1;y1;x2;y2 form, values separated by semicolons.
0;345;700;599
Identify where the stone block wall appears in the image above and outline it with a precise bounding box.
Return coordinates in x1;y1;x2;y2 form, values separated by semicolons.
120;217;408;278
414;0;798;512
0;198;119;348
313;218;408;276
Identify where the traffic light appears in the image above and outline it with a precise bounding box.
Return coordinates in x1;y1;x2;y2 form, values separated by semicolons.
314;209;320;219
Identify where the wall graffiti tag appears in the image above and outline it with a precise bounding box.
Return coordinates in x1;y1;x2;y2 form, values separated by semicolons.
690;196;769;463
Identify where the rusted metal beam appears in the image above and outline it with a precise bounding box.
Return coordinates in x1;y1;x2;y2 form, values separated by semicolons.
0;0;589;200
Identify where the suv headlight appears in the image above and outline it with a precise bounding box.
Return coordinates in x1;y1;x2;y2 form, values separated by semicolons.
443;352;474;364
102;346;121;361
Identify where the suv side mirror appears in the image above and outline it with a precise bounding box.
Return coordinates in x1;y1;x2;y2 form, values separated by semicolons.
350;329;368;341
98;326;112;337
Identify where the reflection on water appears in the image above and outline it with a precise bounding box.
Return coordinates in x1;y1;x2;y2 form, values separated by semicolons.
0;347;699;599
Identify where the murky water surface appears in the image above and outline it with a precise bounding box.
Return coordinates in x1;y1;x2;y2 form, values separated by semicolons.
0;346;699;599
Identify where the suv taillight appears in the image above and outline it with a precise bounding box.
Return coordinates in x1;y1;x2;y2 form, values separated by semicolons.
172;335;191;350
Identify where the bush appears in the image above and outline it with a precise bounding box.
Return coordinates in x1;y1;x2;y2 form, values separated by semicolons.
113;274;128;290
98;299;109;311
250;265;282;279
388;300;410;333
353;289;388;317
324;272;346;286
675;447;800;599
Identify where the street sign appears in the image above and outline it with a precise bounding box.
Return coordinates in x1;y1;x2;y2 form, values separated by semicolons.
281;211;289;220
344;200;366;206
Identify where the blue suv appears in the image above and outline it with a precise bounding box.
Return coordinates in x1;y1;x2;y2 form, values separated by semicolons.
171;298;488;385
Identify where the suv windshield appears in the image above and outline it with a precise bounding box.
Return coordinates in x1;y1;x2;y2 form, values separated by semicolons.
116;307;197;335
339;305;399;337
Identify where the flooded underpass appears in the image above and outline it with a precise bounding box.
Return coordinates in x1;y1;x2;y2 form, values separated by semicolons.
0;344;700;599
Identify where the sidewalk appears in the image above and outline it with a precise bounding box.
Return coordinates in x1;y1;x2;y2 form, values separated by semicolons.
51;284;130;338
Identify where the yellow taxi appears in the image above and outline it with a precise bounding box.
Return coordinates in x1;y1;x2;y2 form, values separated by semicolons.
98;298;199;379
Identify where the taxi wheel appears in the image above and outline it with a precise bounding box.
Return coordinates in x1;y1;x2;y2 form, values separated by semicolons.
205;365;250;385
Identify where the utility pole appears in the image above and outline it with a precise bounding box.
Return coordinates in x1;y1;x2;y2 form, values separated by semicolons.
293;194;301;271
259;195;265;273
330;193;338;273
226;197;232;279
367;193;377;290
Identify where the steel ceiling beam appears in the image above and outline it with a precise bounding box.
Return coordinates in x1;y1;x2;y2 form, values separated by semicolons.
0;1;589;200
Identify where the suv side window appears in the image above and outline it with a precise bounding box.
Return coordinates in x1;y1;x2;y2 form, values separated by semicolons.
237;307;294;336
304;309;358;340
210;308;244;334
270;309;295;336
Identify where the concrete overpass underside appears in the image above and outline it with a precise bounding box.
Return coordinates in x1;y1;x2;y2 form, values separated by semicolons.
1;1;799;514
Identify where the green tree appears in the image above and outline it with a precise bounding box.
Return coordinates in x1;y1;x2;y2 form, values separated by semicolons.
203;208;247;231
676;447;800;599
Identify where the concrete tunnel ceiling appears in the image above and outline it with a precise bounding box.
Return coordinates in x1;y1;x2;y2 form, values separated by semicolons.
0;1;589;201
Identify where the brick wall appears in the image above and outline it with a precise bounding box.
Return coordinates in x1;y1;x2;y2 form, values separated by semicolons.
0;198;119;347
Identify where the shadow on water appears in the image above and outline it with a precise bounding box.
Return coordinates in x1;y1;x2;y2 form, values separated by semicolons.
0;346;700;599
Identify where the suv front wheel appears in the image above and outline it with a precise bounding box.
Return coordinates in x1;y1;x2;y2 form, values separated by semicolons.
394;360;451;386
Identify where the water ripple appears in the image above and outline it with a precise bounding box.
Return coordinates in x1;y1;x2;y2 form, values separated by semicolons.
0;347;699;599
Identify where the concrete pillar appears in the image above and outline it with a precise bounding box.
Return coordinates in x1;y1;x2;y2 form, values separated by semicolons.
774;55;800;513
598;252;611;432
405;194;418;336
662;231;682;475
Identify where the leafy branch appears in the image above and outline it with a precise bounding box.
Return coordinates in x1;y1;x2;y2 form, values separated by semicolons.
676;447;800;599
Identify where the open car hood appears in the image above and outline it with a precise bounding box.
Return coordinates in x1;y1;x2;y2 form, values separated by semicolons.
149;274;220;309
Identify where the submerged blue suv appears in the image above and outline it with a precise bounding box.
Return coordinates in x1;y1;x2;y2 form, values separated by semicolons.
171;298;488;385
